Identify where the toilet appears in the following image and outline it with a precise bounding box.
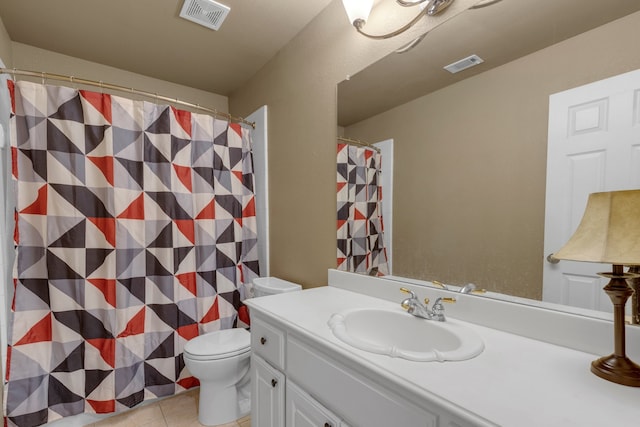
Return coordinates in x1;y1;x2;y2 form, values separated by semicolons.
183;277;302;426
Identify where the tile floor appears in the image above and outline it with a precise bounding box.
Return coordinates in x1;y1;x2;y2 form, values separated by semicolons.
84;389;250;427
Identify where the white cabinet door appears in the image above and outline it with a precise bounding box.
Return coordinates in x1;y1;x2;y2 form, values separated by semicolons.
286;382;342;427
252;355;285;427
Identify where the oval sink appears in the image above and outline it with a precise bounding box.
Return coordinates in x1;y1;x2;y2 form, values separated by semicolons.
327;308;484;362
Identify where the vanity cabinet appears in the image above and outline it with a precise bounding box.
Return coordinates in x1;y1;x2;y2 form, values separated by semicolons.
250;312;478;427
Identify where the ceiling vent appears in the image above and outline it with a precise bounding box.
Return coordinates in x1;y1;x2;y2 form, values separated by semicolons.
443;54;484;74
179;0;230;31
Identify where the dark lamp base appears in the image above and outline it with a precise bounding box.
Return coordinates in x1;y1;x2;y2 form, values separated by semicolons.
591;354;640;387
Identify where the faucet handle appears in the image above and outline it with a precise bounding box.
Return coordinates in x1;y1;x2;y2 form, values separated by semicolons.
432;280;448;290
441;297;457;304
400;287;417;299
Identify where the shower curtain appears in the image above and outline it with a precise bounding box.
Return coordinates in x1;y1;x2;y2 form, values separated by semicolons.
4;80;259;426
336;142;388;276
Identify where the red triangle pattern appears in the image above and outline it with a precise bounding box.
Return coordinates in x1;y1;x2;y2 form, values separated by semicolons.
177;324;198;341
364;149;373;161
21;185;47;215
117;309;145;338
8;80;15;115
200;298;219;324
196;200;215;219
238;305;250;326
11;146;18;179
15;313;52;345
174;220;195;244
88;217;116;247
174;165;192;192
354;209;366;220
171;107;191;136
117;194;145;219
88;399;115;414
88;279;116;307
13;212;19;245
81;91;112;124
337;182;346;193
229;123;242;137
242;197;255;218
177;272;197;296
87;338;116;368
177;376;199;389
88;156;114;186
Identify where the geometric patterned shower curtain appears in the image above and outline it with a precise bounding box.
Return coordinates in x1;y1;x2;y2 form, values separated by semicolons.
4;80;259;426
336;142;388;276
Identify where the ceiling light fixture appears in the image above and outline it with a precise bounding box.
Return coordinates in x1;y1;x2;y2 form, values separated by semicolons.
342;0;455;40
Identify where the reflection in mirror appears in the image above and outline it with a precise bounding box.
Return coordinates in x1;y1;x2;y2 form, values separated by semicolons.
337;0;640;317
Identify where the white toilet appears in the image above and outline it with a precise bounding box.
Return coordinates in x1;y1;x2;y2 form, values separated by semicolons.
183;277;302;426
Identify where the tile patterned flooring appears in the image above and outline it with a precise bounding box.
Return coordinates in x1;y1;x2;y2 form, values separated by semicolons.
84;389;250;427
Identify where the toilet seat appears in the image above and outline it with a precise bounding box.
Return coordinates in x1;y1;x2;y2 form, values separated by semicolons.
184;328;251;361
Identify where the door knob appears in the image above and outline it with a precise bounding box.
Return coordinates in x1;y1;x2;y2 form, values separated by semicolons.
271;379;278;387
547;253;559;264
260;337;267;345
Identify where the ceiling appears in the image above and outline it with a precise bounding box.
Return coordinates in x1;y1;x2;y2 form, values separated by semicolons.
338;0;640;126
0;0;334;96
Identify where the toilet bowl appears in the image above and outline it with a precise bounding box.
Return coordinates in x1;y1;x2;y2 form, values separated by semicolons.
183;277;302;426
184;328;251;426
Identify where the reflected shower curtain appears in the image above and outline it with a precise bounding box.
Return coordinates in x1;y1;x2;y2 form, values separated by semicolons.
4;80;259;426
336;142;388;276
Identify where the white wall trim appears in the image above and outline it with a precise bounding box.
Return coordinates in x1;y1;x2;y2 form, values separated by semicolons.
374;139;393;274
246;106;269;276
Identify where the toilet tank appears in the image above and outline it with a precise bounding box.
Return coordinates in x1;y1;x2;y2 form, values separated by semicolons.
253;277;302;297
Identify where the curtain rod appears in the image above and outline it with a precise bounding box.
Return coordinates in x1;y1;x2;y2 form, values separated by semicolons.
0;67;256;129
337;136;381;153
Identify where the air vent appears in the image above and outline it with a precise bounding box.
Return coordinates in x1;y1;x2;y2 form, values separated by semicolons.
443;54;484;74
179;0;230;31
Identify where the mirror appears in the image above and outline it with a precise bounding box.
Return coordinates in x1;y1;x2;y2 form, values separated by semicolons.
337;0;640;313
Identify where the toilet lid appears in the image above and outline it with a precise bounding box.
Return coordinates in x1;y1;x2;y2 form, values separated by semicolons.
184;328;251;360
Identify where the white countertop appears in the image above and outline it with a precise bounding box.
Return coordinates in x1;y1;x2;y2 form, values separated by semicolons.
246;286;640;427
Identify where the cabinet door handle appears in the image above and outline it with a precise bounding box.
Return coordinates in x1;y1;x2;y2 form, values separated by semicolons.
324;423;332;427
271;379;278;388
260;337;267;345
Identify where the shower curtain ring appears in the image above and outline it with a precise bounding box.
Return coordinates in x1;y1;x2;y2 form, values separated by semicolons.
12;68;16;81
41;72;45;85
99;81;104;93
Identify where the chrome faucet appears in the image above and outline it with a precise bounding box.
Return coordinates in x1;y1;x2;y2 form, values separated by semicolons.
400;288;456;321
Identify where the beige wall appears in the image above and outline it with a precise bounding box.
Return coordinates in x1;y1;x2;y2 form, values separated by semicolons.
343;11;640;299
11;43;228;112
229;0;477;288
0;14;11;66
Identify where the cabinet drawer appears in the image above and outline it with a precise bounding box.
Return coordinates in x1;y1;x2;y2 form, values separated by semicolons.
252;316;286;369
287;336;437;427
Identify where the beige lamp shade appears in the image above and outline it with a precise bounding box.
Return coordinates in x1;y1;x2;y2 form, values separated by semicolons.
553;190;640;266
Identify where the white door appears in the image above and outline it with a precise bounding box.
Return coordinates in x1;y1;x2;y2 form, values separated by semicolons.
543;69;640;311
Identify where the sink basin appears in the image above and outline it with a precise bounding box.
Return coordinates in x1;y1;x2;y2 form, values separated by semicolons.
327;308;484;362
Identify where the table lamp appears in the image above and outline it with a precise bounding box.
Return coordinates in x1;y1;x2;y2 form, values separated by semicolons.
553;190;640;387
